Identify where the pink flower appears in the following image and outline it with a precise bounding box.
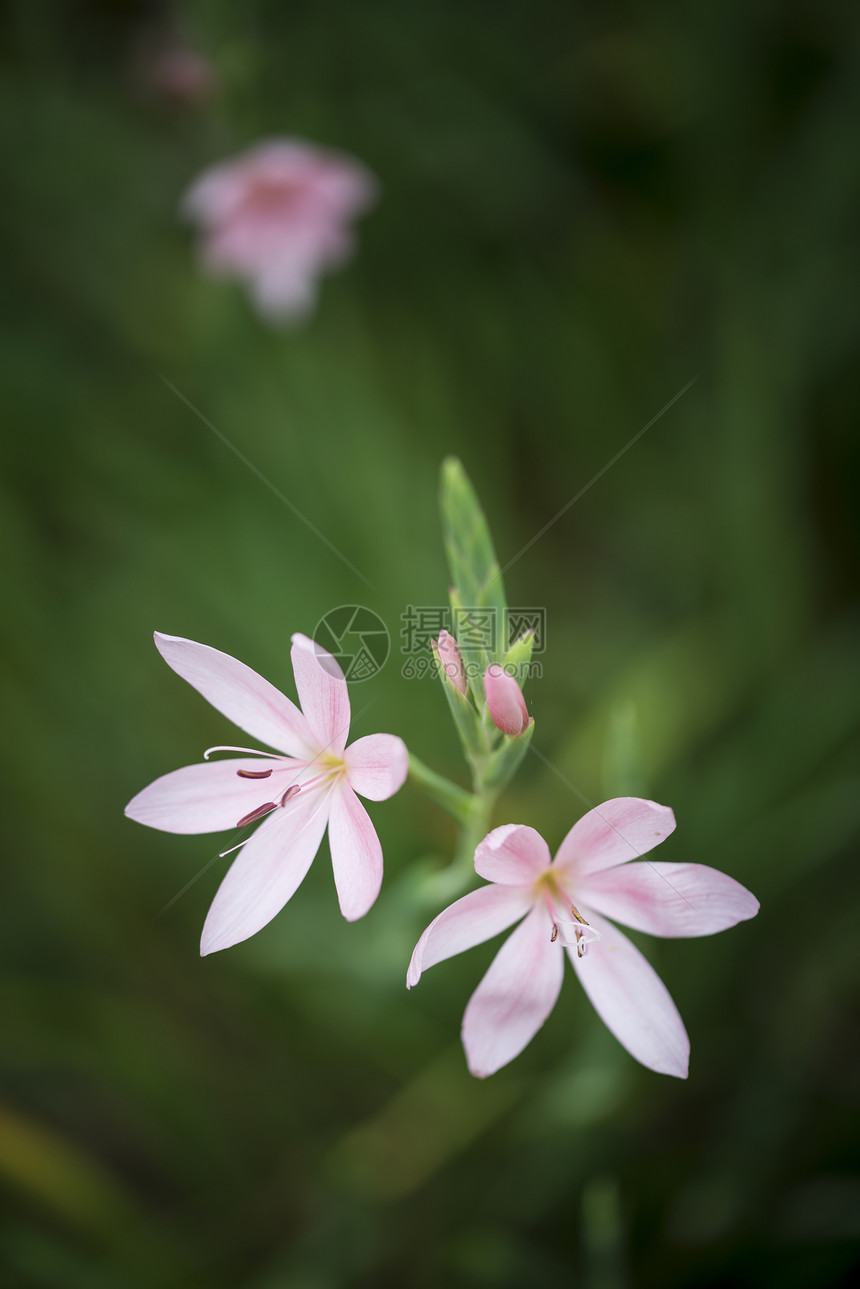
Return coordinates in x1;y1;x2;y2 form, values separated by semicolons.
125;632;407;954
483;664;531;736
432;629;468;696
181;138;377;321
407;799;759;1078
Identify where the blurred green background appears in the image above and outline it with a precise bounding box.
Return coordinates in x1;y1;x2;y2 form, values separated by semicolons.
2;1;859;1285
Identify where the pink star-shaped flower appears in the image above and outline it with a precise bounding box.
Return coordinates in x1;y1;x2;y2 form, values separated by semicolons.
126;632;407;954
408;800;759;1078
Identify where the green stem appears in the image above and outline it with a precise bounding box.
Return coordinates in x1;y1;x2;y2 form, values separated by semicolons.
423;787;498;905
455;789;497;870
408;753;473;823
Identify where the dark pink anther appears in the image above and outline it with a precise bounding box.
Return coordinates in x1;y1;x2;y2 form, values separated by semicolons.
236;802;278;828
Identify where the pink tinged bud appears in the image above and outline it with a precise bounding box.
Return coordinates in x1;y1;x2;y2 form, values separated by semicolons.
483;665;531;737
148;48;217;106
432;630;468;697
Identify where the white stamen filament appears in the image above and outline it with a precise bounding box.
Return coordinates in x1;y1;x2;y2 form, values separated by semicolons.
544;893;602;957
219;838;248;858
204;744;287;760
553;917;602;957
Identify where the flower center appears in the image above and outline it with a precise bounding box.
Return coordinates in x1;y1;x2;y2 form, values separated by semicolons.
534;871;601;958
233;757;344;829
243;176;303;217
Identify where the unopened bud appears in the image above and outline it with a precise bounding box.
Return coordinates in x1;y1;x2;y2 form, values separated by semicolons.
432;630;468;697
146;47;217;106
483;664;531;736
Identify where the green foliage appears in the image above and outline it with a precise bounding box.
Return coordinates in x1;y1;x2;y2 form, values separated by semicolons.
430;645;485;762
482;718;535;792
502;629;536;689
440;457;508;686
428;459;533;801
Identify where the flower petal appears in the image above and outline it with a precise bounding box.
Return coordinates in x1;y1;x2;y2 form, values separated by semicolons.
553;798;676;878
407;884;534;987
569;910;689;1077
124;757;293;834
327;784;384;921
474;824;552;885
250;262;318;321
200;788;331;955
181;159;254;226
290;634;351;755
462;905;564;1078
344;733;409;801
575;862;760;939
154;633;314;758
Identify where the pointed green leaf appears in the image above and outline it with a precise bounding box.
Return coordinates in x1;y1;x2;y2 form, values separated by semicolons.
440;459;508;684
502;629;536;690
447;585;483;708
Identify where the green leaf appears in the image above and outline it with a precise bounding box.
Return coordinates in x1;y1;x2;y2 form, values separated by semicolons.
502;629;536;691
448;585;485;708
440;459;508;686
432;651;485;760
482;719;535;791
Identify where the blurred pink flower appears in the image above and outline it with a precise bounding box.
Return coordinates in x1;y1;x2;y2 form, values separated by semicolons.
125;632;407;954
408;800;759;1078
181;138;377;320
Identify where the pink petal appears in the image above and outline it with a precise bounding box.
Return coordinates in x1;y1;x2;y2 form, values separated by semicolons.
183;140;375;229
575;862;760;939
553;797;676;878
249;262;318;321
327;784;384;921
124;757;292;834
243;139;313;170
290;633;351;755
200;787;332;955
462;905;564;1078
569;910;689;1077
154;633;314;758
181;161;254;227
407;884;534;987
307;155;377;216
183;143;313;228
343;733;408;801
474;824;552;885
